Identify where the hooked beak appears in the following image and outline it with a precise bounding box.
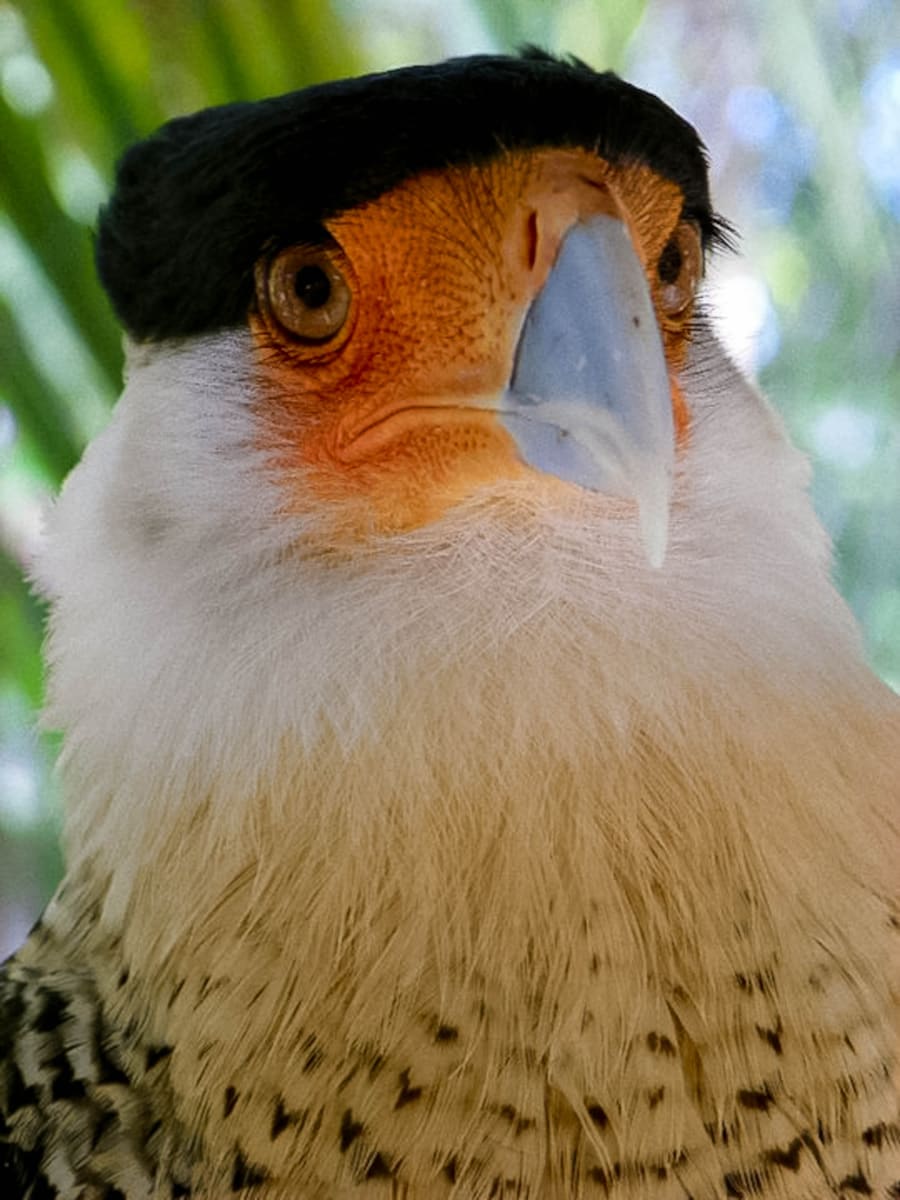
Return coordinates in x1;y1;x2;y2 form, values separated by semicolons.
499;213;675;568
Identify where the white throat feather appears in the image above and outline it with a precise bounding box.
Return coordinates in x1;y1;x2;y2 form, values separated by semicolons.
33;330;899;1190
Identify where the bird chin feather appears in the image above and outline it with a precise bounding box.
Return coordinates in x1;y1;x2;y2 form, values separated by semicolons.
32;329;898;1181
35;323;896;939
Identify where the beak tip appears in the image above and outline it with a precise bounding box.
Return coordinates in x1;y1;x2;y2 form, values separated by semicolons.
632;454;672;568
640;507;670;570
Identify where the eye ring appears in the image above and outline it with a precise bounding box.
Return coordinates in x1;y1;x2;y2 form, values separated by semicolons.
259;244;352;343
657;221;703;319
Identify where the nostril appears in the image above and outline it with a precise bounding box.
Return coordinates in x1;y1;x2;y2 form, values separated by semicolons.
525;209;539;273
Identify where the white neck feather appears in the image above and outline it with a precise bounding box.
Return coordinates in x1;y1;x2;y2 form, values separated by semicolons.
33;331;898;1169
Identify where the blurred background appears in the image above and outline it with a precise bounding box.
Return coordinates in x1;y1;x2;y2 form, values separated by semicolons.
0;0;898;959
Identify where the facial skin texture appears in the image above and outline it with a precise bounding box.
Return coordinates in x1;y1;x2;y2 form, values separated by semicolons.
251;148;693;536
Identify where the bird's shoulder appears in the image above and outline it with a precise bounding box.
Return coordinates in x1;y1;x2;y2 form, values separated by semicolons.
0;918;192;1199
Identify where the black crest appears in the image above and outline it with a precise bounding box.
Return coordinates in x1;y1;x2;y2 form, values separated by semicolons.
96;51;717;342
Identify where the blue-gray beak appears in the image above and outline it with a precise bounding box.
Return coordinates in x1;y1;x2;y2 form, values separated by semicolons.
500;214;675;567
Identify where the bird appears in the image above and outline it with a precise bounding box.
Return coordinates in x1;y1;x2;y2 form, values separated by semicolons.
1;48;898;1200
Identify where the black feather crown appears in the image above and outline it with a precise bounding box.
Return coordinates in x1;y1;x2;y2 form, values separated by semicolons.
96;51;722;342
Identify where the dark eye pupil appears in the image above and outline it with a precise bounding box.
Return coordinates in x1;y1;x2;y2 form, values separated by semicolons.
293;265;331;309
658;238;683;285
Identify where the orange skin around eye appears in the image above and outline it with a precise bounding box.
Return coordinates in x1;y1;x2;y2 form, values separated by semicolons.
250;148;694;534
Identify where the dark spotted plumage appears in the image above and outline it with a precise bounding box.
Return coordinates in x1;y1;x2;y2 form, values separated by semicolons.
0;919;196;1199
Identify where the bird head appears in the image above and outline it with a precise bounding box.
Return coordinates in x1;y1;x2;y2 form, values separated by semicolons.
34;52;871;937
92;51;727;558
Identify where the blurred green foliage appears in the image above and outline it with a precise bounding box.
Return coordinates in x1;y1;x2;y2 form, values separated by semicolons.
0;0;897;954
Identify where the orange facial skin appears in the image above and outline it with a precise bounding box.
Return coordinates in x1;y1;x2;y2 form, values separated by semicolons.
250;147;697;534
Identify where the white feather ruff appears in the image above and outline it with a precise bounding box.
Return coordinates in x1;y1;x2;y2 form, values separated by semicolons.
32;330;899;1195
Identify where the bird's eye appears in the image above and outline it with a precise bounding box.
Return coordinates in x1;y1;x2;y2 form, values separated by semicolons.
656;221;702;319
262;246;352;342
